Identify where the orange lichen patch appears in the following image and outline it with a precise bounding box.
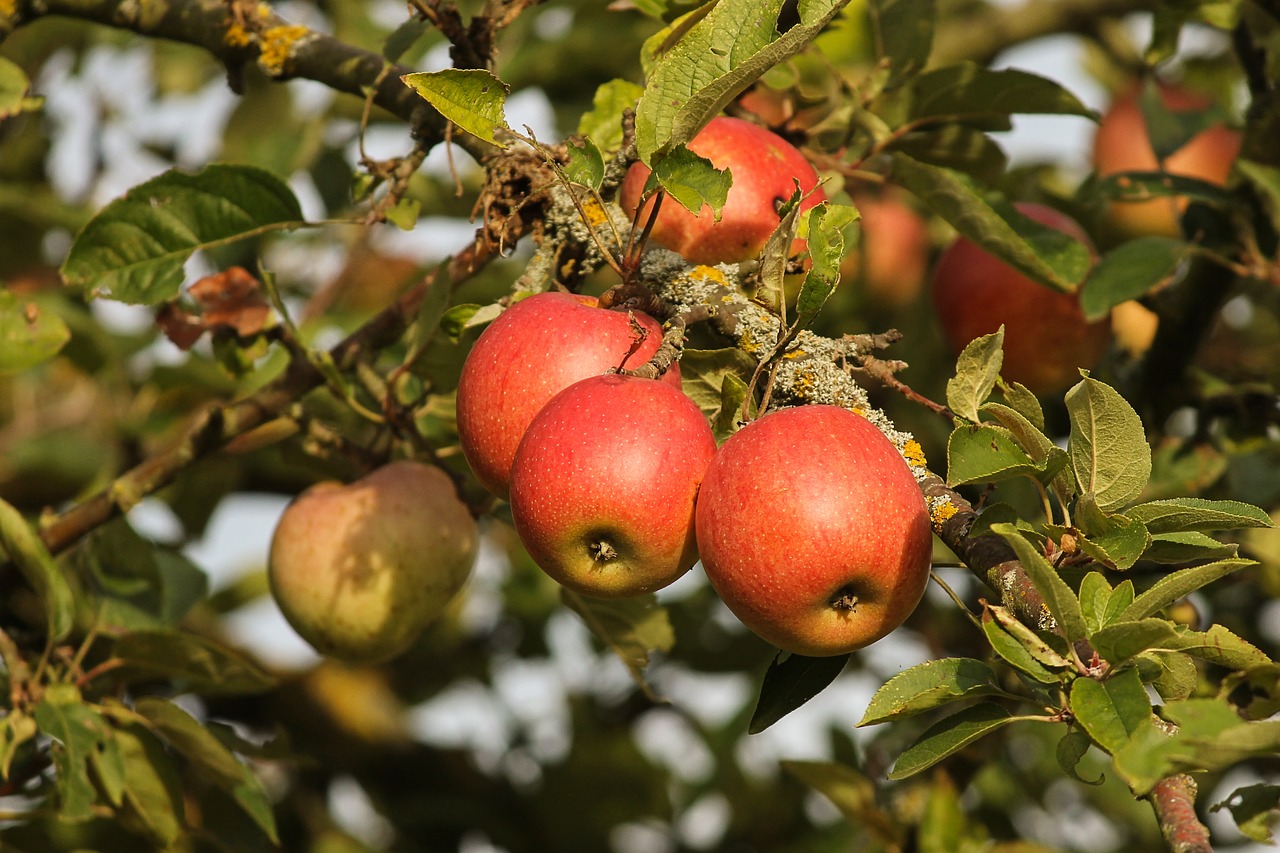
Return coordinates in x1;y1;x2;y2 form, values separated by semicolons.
929;498;960;528
224;22;253;48
782;348;806;359
258;24;312;76
581;197;610;229
902;439;927;470
689;265;729;287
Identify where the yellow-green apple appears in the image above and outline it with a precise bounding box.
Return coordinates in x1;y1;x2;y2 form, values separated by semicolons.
695;405;933;656
619;115;827;265
930;202;1110;395
268;461;478;663
508;373;717;598
455;291;680;500
1092;83;1241;238
841;189;931;309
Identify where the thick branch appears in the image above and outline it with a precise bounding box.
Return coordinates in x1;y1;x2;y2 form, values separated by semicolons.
1149;774;1214;853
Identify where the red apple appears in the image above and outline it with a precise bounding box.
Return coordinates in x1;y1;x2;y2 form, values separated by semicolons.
619;115;827;265
1092;83;1241;238
842;190;931;309
508;374;717;598
268;461;478;663
930;202;1110;395
695;405;934;656
455;291;681;499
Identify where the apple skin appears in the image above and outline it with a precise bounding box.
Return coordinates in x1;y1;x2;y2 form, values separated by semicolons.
695;405;934;657
842;190;931;309
930;202;1110;395
268;461;479;663
1092;84;1241;239
456;291;681;500
508;374;718;598
619;116;828;265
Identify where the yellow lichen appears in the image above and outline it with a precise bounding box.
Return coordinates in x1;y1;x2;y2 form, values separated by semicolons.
581;197;610;229
902;439;927;470
258;24;312;77
224;22;254;48
930;499;960;527
690;265;729;287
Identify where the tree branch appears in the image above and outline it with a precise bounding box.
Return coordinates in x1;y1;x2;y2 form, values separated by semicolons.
1149;774;1214;853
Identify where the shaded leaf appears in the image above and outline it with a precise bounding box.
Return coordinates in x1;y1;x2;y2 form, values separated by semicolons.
782;760;897;840
1119;558;1254;621
676;347;758;425
990;523;1088;645
868;0;935;85
1089;619;1179;666
888;702;1016;780
61;165;303;305
749;650;850;734
859;658;1003;726
1159;624;1271;671
1143;650;1200;701
113;629;276;695
1125;497;1273;534
1072;494;1151;570
1212;783;1280;844
982;603;1072;672
1056;730;1103;785
904;63;1096;124
0;291;70;373
947;328;1003;422
1237;159;1280;238
1065;376;1150;512
1092;170;1237;207
113;723;184;847
33;687;109;821
1079;237;1195;321
1143;531;1240;564
401;69;512;148
946;423;1043;487
578;79;645;151
0;497;75;642
562;591;674;700
1070;668;1151;754
0;711;37;779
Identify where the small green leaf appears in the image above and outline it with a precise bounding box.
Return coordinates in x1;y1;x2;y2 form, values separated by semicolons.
1125;497;1274;534
1159;624;1271;671
749;650;850;734
0;711;37;779
439;302;501;342
1079;237;1195;321
947;328;1004;421
982;602;1072;673
1089;619;1179;666
0;497;76;642
946;423;1043;487
34;691;110;821
113;722;184;847
562;591;674;700
1070;668;1151;755
578;79;645;152
795;202;859;325
714;371;753;442
1220;664;1280;721
89;724;127;808
1143;531;1240;564
62;165;303;304
892;155;1092;292
1056;730;1103;785
1092;170;1237;208
677;347;758;425
1143;650;1199;701
0;292;70;374
383;197;420;231
1212;783;1280;844
0;56;43;120
868;0;935;85
979;402;1071;498
888;702;1016;780
990;523;1089;645
401;69;513;148
1073;494;1151;570
113;629;276;695
859;658;1003;726
996;381;1044;430
1104;580;1135;625
1065;376;1151;512
649;144;732;217
564;138;606;191
1078;572;1113;635
1119;558;1254;621
757;185;805;311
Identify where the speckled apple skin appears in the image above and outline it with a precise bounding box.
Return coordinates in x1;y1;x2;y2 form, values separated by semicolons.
695;406;933;657
931;202;1111;395
268;461;478;663
509;374;717;598
619;116;827;265
456;292;681;500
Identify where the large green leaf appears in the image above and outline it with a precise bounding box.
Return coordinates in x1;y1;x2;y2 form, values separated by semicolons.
1065;376;1151;512
946;423;1043;486
903;63;1096;125
113;629;276;695
401;69;512;148
1089;619;1179;666
0;291;70;374
1070;668;1151;755
635;0;853;161
1158;624;1272;671
888;702;1016;780
892;155;1092;292
61;165;303;305
1079;237;1195;321
1125;497;1273;534
112;722;185;847
946;328;1003;422
868;0;935;85
749;650;850;734
1119;559;1254;621
859;658;1003;726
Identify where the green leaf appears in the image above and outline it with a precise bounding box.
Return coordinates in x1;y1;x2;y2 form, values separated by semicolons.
982;602;1072;673
946;423;1043;487
795;202;859;325
996;381;1044;430
903;63;1096;125
1237;159;1280;238
1104;580;1135;624
1119;559;1254;621
677;347;758;424
781;760;895;836
135;697;278;842
1212;783;1280;844
88;722;127;808
979;402;1071;498
1143;650;1199;701
564;138;606;191
562;591;674;700
1078;572;1113;635
648;144;733;217
1079;237;1195;321
401;69;513;148
1159;624;1271;671
112;722;184;847
0;710;37;779
859;658;1003;726
1089;619;1179;666
34;689;111;821
0;497;76;642
0;56;43;120
1143;531;1240;564
113;629;276;695
1065;376;1150;512
947;328;1003;421
383;197;420;231
634;0;853;162
888;702;1016;780
61;164;303;304
868;0;935;85
757;185;805;310
1220;664;1280;721
990;523;1089;646
83;521;210;630
1073;494;1151;570
1056;730;1103;785
439;302;502;343
578;79;645;152
0;291;70;374
1070;668;1151;755
749;650;850;734
891;155;1091;292
887;123;1008;185
714;371;753;442
1092;170;1236;208
1125;497;1274;534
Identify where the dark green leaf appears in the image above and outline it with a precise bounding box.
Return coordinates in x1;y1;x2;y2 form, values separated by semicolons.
1070;668;1151;754
1126;497;1273;534
982;607;1059;683
859;658;1003;726
1079;237;1195;321
0;497;75;642
1143;531;1240;564
1138;80;1230;160
34;687;110;821
888;702;1015;780
1078;572;1112;635
439;302;501;343
562;590;674;700
1212;783;1280;844
947;328;1003;421
1119;559;1254;621
113;722;184;847
1056;730;1103;785
749;650;850;734
887;124;1008;184
1221;664;1280;721
1159;624;1271;671
868;0;935;85
904;63;1096;124
967;503;1025;540
946;423;1043;487
1065;376;1151;512
714;371;753;442
0;291;70;373
61;165;303;304
990;523;1089;645
1092;170;1236;208
891;155;1091;292
401;69;512;148
1090;619;1179;666
113;629;276;695
675;347;758;426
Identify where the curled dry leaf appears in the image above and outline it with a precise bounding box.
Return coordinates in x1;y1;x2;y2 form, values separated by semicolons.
157;266;272;349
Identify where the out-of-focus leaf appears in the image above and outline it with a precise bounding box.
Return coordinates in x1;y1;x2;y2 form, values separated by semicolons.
1125;497;1274;534
83;521;209;630
1212;783;1280;844
749;650;850;734
1220;665;1280;721
946;424;1043;486
1119;558;1254;621
113;630;276;695
0;56;43;119
859;658;1003;726
888;702;1016;780
562;591;673;700
903;62;1096;124
1092;170;1236;208
887;124;1008;184
578;79;645;152
947;328;1003;421
1090;619;1179;666
0;291;70;373
112;722;184;847
0;711;37;779
1056;730;1103;785
33;686;109;821
782;760;897;840
1159;624;1271;671
868;0;935;85
382;16;431;61
401;69;512;148
0;497;75;642
1237;159;1280;237
990;523;1089;646
61;165;303;305
1065;376;1150;512
1070;668;1150;755
1142;650;1199;701
1079;237;1195;321
564;138;606;191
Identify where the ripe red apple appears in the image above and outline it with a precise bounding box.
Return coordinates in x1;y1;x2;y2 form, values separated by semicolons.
268;461;479;663
930;202;1110;395
1092;83;1241;238
695;405;934;656
619;115;827;265
842;190;931;309
455;291;681;499
508;373;717;598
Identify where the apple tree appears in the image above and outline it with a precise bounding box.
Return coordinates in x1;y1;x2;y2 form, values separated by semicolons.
1;0;1279;850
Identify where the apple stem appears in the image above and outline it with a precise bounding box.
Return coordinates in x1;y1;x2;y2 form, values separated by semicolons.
589;540;619;563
